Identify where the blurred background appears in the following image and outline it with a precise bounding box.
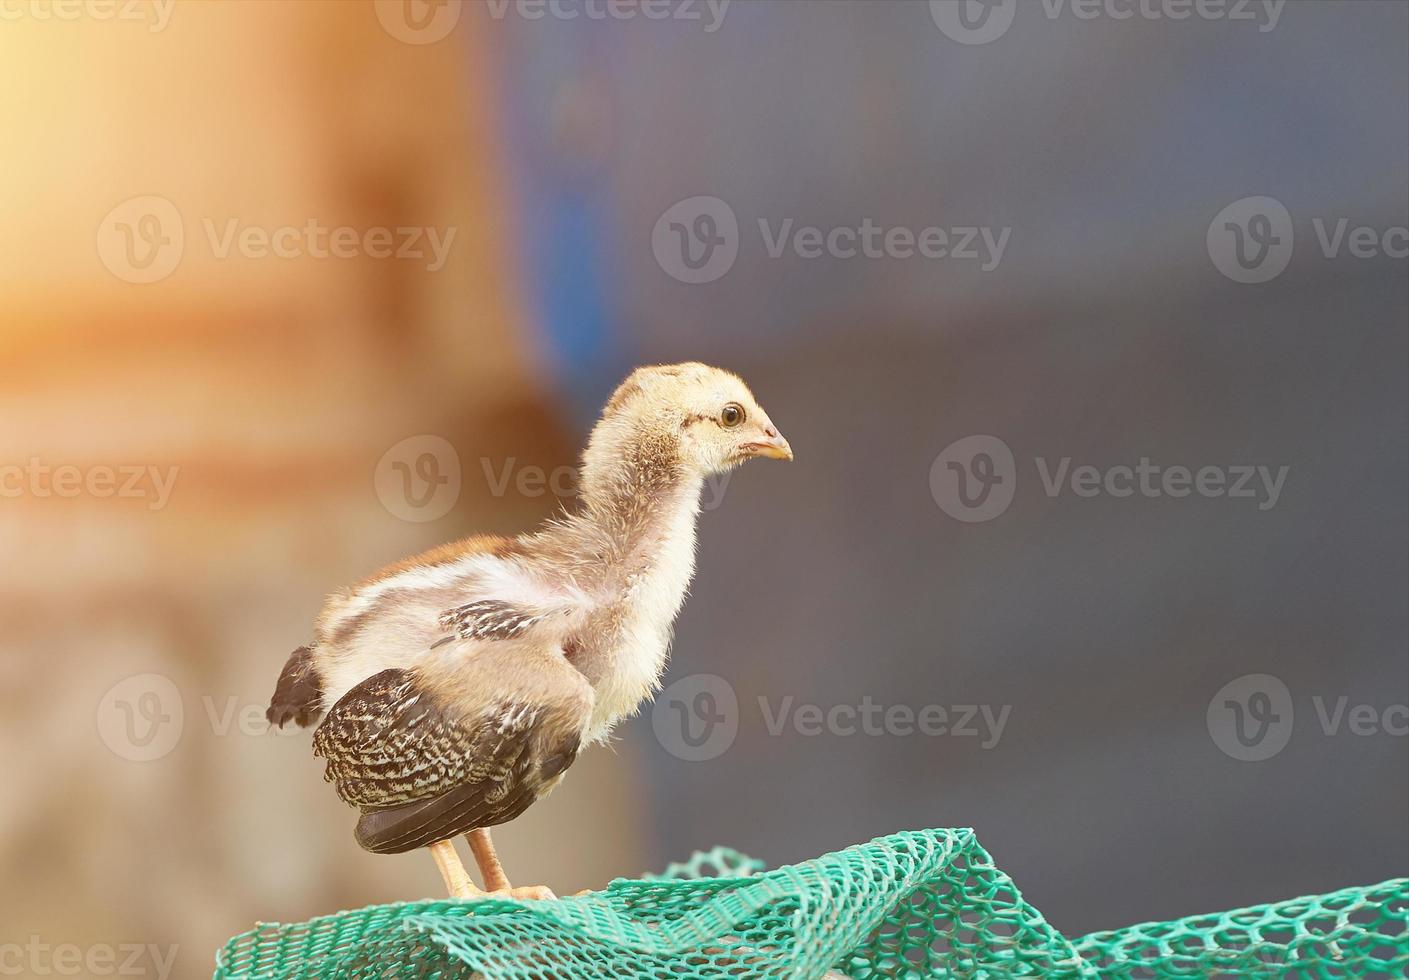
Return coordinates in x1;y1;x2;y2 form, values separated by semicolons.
1;0;1405;976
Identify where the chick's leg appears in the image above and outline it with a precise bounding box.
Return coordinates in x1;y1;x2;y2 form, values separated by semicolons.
466;828;556;900
465;827;510;891
429;839;482;899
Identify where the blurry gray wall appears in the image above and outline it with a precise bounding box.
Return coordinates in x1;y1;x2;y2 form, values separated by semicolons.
488;0;1409;935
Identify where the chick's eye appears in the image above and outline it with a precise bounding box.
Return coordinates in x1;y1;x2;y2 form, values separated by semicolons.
720;403;745;428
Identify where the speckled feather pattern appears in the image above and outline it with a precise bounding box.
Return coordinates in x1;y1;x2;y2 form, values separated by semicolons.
436;599;546;645
312;671;526;809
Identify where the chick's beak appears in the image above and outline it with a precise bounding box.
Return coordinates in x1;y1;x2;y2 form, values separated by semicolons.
745;426;794;461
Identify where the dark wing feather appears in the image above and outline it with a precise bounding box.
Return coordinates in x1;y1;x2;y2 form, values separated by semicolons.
312;668;581;853
266;645;323;728
431;599;545;648
353;770;543;854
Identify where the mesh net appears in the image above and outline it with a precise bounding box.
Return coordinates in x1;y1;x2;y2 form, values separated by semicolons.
214;828;1408;979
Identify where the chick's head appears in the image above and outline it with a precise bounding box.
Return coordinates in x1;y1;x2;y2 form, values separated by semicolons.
603;362;792;476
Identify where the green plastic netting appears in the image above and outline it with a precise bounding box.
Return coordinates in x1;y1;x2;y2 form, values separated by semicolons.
215;828;1408;979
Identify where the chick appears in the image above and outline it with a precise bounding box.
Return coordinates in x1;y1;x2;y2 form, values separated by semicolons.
268;363;792;899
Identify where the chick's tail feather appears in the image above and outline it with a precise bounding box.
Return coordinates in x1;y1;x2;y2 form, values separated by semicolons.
267;645;324;728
